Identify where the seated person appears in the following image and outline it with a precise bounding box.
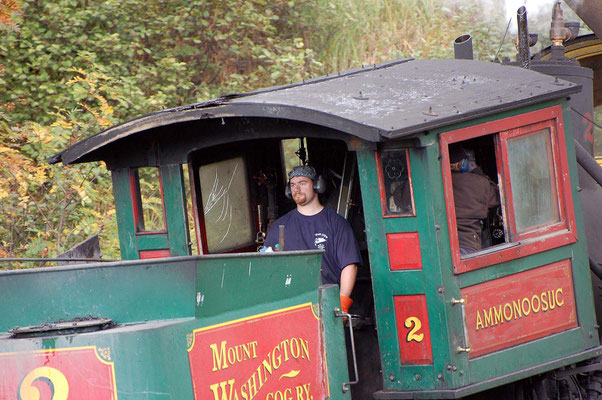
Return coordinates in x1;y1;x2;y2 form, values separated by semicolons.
263;165;361;314
449;146;500;254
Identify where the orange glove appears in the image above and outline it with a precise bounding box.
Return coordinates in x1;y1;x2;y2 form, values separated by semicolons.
340;294;353;314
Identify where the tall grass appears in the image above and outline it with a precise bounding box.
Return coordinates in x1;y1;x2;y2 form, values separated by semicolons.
306;0;511;73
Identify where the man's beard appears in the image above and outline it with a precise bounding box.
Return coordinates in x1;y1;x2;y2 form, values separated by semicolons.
293;193;307;205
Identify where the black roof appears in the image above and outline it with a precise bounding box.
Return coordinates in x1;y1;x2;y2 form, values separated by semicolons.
50;58;580;166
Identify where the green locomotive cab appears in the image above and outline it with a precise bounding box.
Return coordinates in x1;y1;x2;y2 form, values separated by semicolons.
2;57;602;399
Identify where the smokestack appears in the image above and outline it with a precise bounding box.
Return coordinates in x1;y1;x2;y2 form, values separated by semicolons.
516;6;531;69
454;34;473;60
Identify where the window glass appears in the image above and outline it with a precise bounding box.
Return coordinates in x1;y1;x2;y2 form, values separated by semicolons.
507;128;560;233
281;138;308;177
137;167;166;232
199;157;253;253
380;150;414;216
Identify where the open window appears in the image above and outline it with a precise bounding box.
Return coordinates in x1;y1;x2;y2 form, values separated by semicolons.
440;106;577;273
131;167;166;233
376;149;415;217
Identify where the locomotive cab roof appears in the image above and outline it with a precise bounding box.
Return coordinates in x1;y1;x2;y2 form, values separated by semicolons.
49;58;580;168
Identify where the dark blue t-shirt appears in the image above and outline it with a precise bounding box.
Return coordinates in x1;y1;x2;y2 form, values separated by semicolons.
264;207;361;285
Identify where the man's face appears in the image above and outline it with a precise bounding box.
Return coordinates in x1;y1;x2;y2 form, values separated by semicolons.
290;176;315;206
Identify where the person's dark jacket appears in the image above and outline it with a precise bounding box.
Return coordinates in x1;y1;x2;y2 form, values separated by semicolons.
452;167;500;252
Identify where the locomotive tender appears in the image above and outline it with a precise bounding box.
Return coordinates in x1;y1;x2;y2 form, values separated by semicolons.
3;4;602;400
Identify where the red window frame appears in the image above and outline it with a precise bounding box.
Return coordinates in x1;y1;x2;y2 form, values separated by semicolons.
440;106;577;274
375;148;416;218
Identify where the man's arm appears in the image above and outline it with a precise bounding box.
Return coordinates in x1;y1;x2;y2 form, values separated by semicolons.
340;263;358;297
339;263;358;314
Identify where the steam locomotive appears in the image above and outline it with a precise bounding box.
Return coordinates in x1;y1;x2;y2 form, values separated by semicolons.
2;2;602;399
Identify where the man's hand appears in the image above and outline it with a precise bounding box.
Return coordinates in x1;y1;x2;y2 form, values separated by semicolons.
340;294;353;314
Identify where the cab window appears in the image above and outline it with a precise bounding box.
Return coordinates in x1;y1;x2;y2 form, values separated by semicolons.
440;106;577;273
132;167;166;233
198;157;254;253
377;149;415;217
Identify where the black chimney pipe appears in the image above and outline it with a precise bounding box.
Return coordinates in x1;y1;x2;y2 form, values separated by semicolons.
454;34;474;60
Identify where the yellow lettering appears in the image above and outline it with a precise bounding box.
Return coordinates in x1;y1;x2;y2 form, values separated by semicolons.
483;308;493;328
273;346;282;369
227;347;236;365
302;383;311;399
548;290;556;310
209;379;235;400
247;374;258;399
476;311;484;331
262;355;273;377
493;305;503;325
503;303;513;322
241;343;252;360
541;291;549;311
296;385;305;400
19;367;69;400
556;288;564;306
512;300;522;320
240;383;248;400
522;297;531;316
531;294;540;313
290;338;300;359
299;339;310;361
249;341;258;359
280;339;291;361
210;341;229;372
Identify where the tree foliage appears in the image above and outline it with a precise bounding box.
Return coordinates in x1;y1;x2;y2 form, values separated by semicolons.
0;0;324;125
0;0;514;265
0;70;118;265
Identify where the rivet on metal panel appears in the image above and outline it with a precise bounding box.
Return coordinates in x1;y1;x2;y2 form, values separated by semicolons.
438;287;445;295
353;91;369;100
446;364;454;371
422;107;438;117
389;374;396;381
415;374;422;381
437;373;444;380
435;224;440;231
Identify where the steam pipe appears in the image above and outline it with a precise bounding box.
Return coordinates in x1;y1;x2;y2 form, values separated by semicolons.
454;34;473;60
516;6;531;69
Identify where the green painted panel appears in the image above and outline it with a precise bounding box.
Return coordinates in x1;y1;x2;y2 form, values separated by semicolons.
111;168;139;260
468;328;592;383
320;284;353;400
0;250;351;399
389;271;426;294
0;258;197;332
160;164;190;256
384;217;418;232
136;233;169;250
195;251;322;318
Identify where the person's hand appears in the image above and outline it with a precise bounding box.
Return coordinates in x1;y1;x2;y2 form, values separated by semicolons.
340;294;353;314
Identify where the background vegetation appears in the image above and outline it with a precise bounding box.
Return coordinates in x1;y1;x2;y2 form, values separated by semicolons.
0;0;574;266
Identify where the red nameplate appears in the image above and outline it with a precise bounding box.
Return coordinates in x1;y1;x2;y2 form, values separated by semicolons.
188;303;328;400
